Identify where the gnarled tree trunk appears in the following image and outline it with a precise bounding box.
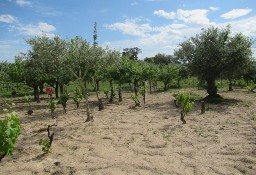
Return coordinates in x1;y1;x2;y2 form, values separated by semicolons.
206;79;218;97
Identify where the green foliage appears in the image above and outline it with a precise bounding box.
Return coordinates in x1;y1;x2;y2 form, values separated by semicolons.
140;86;145;97
104;89;109;98
144;53;177;65
59;93;69;112
0;110;22;161
24;94;32;102
131;93;140;106
175;25;253;96
39;139;51;154
72;87;83;108
158;64;179;90
122;47;141;60
49;98;58;114
176;92;194;115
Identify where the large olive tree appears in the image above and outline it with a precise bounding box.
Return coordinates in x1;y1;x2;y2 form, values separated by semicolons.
175;26;253;97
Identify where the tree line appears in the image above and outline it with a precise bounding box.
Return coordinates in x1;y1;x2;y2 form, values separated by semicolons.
0;25;255;120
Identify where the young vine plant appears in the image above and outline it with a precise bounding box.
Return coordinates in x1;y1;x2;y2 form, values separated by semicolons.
176;92;194;124
131;93;140;107
0;104;22;161
72;87;83;109
59;93;69;113
49;98;58;117
24;95;33;115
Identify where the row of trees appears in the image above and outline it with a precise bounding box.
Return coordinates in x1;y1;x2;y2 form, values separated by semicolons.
0;25;255;120
0;34;187;121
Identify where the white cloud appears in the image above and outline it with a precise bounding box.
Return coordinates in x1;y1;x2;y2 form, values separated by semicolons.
177;9;212;25
16;22;56;37
154;9;213;26
154;10;176;19
131;2;138;6
15;0;31;7
105;22;149;37
104;18;195;59
0;40;28;62
105;18;153;37
104;14;256;59
0;14;16;23
169;23;187;29
219;16;256;37
209;7;219;11
221;9;252;19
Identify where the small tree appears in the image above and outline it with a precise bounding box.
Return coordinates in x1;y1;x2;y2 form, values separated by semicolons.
158;64;179;91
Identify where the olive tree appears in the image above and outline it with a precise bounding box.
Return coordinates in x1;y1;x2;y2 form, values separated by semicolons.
175;26;253;97
222;33;253;91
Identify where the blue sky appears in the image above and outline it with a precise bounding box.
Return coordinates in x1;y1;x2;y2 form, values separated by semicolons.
0;0;256;62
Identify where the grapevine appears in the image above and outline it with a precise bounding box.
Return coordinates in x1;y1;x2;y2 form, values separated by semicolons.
0;109;22;161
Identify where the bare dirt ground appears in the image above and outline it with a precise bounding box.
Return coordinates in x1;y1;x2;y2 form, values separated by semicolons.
0;89;256;175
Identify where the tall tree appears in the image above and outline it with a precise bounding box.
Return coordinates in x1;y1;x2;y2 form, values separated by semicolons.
93;22;98;47
174;26;253;97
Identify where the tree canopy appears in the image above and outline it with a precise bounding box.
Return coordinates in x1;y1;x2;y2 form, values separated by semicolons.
174;25;253;97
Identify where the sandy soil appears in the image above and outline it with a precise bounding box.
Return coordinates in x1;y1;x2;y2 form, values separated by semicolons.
0;89;256;175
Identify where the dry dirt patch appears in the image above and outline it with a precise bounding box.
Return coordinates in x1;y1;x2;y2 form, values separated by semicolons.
0;90;256;175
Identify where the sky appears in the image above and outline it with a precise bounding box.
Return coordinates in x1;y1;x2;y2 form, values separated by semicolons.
0;0;256;62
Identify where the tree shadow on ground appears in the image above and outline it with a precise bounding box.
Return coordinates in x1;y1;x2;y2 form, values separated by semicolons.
20;110;63;124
